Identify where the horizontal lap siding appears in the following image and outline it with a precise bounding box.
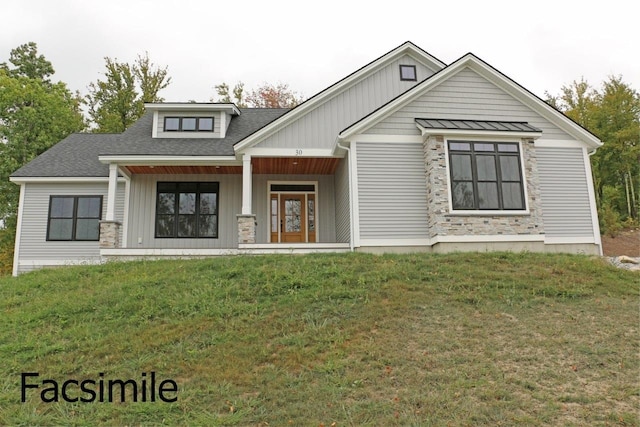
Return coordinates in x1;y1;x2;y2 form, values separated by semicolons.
537;147;594;238
356;142;428;239
366;68;572;140
257;55;437;150
17;182;125;273
127;174;241;249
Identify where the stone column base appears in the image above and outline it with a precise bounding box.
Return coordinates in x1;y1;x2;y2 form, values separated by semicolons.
100;221;122;249
237;214;256;244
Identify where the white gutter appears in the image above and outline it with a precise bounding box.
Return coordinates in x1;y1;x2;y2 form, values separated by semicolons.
98;156;241;166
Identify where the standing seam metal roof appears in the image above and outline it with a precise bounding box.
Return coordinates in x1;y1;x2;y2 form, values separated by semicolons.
415;118;542;133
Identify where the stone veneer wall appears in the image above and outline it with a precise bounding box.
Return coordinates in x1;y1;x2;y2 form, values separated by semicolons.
99;221;121;249
237;214;256;244
423;135;545;238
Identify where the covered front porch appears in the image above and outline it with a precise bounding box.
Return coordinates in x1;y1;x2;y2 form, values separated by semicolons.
97;152;351;260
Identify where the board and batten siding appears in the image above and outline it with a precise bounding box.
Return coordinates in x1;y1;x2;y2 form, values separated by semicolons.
256;55;437;150
537;147;595;239
366;68;572;140
252;174;337;243
334;157;351;243
16;182;125;274
356;142;429;239
126;174;241;249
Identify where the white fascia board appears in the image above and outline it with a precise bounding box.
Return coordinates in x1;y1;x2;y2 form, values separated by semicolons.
242;148;336;157
417;125;542;140
144;103;241;116
9;176;126;184
234;42;446;153
98;156;241;166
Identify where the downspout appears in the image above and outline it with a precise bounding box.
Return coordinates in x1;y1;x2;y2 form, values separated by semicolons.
336;139;355;252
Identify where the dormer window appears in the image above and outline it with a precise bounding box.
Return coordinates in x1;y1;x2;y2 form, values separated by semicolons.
399;65;417;81
164;117;215;132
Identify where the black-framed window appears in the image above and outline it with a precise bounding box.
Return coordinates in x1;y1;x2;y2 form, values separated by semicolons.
399;65;417;81
156;182;219;238
164;117;214;132
47;196;103;241
448;141;525;211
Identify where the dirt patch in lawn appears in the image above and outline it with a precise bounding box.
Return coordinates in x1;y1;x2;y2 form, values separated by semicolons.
601;228;640;257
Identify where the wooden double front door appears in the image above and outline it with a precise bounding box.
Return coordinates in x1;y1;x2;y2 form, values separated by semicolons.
270;192;316;243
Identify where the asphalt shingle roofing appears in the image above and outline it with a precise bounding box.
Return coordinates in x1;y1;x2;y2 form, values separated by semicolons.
11;108;289;177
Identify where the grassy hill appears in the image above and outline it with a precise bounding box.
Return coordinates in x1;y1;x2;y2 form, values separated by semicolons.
0;252;637;426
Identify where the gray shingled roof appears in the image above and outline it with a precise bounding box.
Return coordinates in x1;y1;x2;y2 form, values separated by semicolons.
11;108;289;178
415;118;542;133
11;134;120;177
100;108;289;156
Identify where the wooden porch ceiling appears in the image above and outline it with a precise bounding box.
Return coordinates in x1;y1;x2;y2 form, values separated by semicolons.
251;157;340;175
124;157;340;175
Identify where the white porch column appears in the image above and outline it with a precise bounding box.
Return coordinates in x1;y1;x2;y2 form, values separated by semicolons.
100;163;122;249
241;154;252;214
106;163;118;220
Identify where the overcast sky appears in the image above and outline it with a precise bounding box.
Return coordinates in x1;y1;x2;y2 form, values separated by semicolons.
1;0;637;104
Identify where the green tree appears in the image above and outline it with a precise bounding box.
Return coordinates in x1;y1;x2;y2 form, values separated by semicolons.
212;81;302;108
213;82;246;107
547;76;640;233
0;41;54;82
86;52;171;133
0;43;85;273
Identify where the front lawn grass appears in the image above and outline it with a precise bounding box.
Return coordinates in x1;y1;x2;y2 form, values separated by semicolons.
0;252;638;426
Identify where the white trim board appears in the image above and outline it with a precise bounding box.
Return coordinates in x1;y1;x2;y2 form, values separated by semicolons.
583;148;603;254
9;177;126;184
98;156;240;166
12;183;26;277
243;148;336;157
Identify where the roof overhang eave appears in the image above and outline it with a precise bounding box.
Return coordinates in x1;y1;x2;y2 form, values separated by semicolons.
144;103;241;116
98;155;241;166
